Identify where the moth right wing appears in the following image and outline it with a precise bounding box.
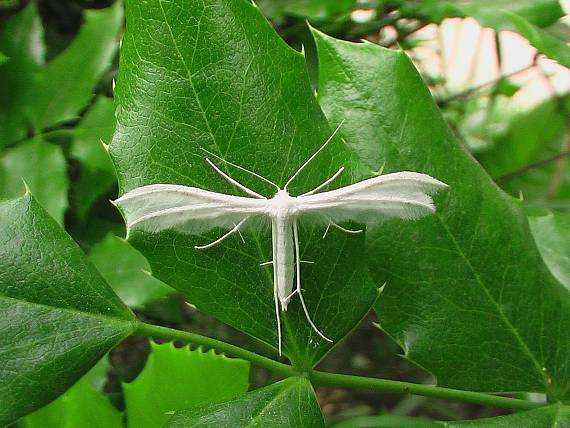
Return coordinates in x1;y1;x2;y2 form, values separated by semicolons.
113;184;267;235
297;171;448;227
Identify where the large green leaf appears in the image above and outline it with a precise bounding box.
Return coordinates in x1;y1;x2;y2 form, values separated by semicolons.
0;194;136;425
110;0;377;366
20;362;122;428
70;97;117;220
0;2;122;147
124;341;250;428
165;377;324;428
89;234;174;309
445;404;570;427
0;136;68;224
529;213;570;291
312;30;570;398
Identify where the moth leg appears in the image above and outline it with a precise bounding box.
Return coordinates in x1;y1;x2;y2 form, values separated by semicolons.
301;166;345;196
194;218;248;250
259;261;273;267
205;158;266;199
293;220;333;343
322;223;332;239
329;221;363;234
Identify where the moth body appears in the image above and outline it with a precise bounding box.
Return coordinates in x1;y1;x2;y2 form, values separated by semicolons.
267;189;298;311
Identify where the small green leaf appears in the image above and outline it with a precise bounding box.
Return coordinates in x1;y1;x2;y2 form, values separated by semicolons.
70;97;117;220
444;404;570;427
111;0;377;366
0;136;68;224
89;234;174;309
165;377;324;428
0;194;136;425
312;29;570;398
124;341;250;428
504;12;570;69
0;2;122;146
407;0;563;28
332;415;443;428
0;1;45;66
529;213;570;291
20;362;122;428
0;2;44;144
257;0;356;20
30;2;122;130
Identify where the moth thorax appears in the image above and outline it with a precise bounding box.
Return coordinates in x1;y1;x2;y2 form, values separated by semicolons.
268;188;298;218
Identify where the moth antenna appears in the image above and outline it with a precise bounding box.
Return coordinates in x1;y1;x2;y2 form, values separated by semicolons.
205;158;266;199
201;148;279;190
284;119;345;191
301;166;345;196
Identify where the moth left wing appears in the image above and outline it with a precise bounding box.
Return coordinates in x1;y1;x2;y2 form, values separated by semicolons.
113;184;267;235
297;172;447;226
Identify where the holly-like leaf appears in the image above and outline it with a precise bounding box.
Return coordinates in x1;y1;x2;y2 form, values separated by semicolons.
165;377;324;428
0;136;68;224
89;234;174;309
70;97;117;220
0;1;45;67
529;213;570;291
123;341;250;428
0;2;122;147
312;29;570;398
0;194;136;425
20;362;122;428
110;0;377;366
257;0;356;20
445;404;570;427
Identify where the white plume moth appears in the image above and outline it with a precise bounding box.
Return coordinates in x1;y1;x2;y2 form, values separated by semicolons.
114;123;448;355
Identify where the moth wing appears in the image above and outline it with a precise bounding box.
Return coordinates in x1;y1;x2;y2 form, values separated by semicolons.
113;184;267;235
297;172;447;227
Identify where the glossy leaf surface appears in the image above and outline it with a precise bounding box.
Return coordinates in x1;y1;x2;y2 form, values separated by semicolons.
166;377;324;428
313;29;570;397
110;0;377;366
124;341;250;428
0;194;135;425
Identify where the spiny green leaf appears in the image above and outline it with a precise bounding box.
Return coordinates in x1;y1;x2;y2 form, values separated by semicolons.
70;97;117;220
0;136;68;224
312;29;570;398
89;234;174;309
0;194;136;425
123;341;250;428
20;361;122;428
110;0;377;367
529;213;570;291
165;377;324;428
444;404;570;427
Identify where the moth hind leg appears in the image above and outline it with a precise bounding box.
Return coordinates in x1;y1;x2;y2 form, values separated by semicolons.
194;219;248;250
293;221;333;343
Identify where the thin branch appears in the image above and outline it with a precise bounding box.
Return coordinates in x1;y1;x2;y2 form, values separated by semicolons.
135;321;546;411
308;371;544;411
495;150;570;182
437;56;538;107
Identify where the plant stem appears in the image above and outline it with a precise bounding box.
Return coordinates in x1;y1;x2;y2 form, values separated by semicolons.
136;321;545;411
308;371;543;411
135;321;295;377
